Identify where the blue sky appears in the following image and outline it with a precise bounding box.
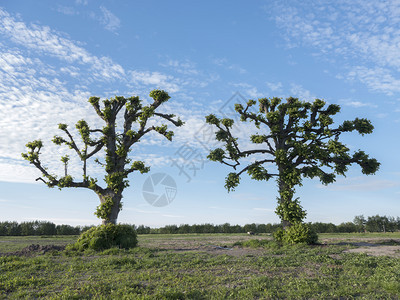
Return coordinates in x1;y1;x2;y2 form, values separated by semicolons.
0;1;399;227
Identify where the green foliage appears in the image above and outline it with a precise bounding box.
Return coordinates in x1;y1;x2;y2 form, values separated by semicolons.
247;164;272;181
149;89;170;103
22;90;183;225
205;114;220;125
75;120;92;144
67;224;138;251
130;161;150;174
140;106;155;121
104;172;128;193
207;148;225;162
52;136;66;145
273;228;285;243
239;239;278;249
94;196;116;220
221;118;234;128
60;155;69;164
275;198;306;224
205;95;380;244
58;123;68;130
21;140;42;162
224;172;240;192
88;96;100;106
274;222;318;245
57;175;73;189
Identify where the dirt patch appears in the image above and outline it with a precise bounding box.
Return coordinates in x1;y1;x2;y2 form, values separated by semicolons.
326;238;400;257
168;244;267;257
344;245;400;257
1;244;65;257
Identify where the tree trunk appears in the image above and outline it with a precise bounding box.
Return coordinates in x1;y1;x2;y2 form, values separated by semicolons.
97;191;122;225
276;179;306;230
277;179;293;230
281;219;291;229
103;199;120;225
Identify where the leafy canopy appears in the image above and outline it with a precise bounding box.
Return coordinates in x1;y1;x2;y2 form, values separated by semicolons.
22;90;183;222
205;96;380;192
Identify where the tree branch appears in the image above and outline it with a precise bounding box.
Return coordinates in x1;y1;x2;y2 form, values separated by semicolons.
153;112;183;127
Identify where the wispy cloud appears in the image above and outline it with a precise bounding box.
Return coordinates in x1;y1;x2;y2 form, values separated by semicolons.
129;70;180;93
212;57;247;74
318;177;400;191
266;81;282;92
346;66;400;95
99;6;121;33
0;8;125;81
75;0;89;5
160;59;199;75
56;5;78;16
268;0;400;96
340;98;378;108
0;8;195;184
290;84;315;101
231;83;264;98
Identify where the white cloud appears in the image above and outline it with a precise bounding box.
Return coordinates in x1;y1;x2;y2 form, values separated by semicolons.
75;0;89;5
160;59;199;75
289;83;315;101
318;177;400;191
130;70;180;93
56;6;78;16
99;6;121;32
212;57;247;74
0;8;211;185
269;1;400;96
266;81;282;92
347;66;400;95
340;99;378;108
0;8;125;81
231;83;264;99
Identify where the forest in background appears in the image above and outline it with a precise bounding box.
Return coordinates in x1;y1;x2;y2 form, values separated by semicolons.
0;215;398;236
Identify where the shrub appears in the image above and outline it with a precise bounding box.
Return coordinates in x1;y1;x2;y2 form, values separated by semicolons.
67;224;138;251
273;222;318;245
241;239;278;249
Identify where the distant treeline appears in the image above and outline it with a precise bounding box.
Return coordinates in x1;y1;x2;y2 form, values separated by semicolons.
137;215;400;234
0;215;399;236
0;221;92;236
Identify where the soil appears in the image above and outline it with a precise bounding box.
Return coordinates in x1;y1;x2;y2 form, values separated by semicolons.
1;244;66;257
146;236;400;258
322;238;400;258
1;236;400;258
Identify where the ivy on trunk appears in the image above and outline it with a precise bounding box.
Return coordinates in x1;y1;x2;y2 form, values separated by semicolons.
22;90;183;225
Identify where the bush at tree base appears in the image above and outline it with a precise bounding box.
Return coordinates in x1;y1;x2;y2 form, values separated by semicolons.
67;224;138;251
273;222;318;245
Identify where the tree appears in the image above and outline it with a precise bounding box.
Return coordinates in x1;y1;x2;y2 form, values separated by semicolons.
22;90;183;225
353;215;366;232
366;215;390;232
205;97;379;239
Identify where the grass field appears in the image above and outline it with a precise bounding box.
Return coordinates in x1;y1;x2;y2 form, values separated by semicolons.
1;233;400;299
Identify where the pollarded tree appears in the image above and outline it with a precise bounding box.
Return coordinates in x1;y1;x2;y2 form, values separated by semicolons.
22;90;183;225
205;97;379;240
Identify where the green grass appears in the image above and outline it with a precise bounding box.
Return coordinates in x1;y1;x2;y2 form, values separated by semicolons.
0;234;400;299
0;235;77;253
319;232;400;239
